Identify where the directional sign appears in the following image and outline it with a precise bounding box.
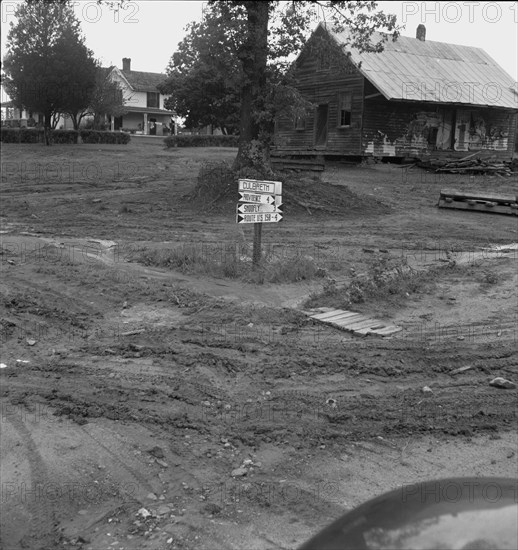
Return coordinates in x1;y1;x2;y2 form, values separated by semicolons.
238;192;276;205
237;203;283;214
238;179;282;196
237;213;283;224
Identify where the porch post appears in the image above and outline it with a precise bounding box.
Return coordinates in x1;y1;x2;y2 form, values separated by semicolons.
143;113;148;135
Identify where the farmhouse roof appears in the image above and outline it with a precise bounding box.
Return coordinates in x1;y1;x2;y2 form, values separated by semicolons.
120;70;167;93
321;23;518;110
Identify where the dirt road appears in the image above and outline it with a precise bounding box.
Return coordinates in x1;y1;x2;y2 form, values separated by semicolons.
1;140;516;549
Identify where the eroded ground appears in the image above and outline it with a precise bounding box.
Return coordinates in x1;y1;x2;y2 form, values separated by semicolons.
1;140;517;549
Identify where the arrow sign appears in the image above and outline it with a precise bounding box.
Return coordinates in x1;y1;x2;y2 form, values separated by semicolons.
238;192;276;205
237;213;283;224
238;179;282;195
237;203;283;214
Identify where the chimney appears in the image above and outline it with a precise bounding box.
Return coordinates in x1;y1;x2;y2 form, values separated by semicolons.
416;24;426;41
122;58;131;71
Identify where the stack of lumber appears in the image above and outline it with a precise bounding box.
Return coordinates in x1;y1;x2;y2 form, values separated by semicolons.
418;152;513;176
438;188;518;216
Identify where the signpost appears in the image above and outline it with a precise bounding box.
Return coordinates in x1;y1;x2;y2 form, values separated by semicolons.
236;179;282;267
238;192;277;205
237;203;282;214
237;213;283;223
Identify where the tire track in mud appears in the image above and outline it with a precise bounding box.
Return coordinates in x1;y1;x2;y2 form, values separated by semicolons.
2;412;58;549
75;424;154;500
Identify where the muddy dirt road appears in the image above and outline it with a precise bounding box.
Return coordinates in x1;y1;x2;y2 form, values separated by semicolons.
1;140;517;549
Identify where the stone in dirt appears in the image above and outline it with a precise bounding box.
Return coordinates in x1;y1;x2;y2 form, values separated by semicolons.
231;467;248;477
422;386;434;395
451;366;472;375
148;446;165;459
489;377;516;389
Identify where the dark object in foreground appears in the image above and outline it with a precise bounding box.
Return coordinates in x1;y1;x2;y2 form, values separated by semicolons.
438;189;518;215
299;477;518;550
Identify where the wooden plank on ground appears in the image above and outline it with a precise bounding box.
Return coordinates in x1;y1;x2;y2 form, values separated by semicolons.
308;308;400;337
311;310;362;321
338;319;385;331
440;189;516;203
439;200;517;216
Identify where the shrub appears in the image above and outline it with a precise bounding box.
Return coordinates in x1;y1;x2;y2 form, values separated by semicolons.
191;161;236;202
0;128;43;143
52;130;79;144
164;134;239;148
1;128;129;144
79;130;131;144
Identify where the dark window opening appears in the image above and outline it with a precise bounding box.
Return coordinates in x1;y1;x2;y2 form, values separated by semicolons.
338;92;352;127
294;116;305;130
147;92;159;108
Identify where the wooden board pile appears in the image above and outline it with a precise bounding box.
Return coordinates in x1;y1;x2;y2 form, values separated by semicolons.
438;188;518;216
418;152;514;177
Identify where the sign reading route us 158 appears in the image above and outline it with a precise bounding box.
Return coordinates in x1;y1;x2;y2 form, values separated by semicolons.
237;212;283;224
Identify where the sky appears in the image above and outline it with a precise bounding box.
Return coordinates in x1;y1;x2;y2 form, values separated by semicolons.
1;1;517;98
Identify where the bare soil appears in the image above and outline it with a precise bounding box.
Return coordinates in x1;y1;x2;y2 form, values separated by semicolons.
1;139;517;550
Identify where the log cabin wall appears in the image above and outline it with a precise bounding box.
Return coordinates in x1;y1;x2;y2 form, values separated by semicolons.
273;26;364;155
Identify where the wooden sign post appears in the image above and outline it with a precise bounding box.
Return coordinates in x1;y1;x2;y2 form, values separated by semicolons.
253;222;262;267
237;179;283;269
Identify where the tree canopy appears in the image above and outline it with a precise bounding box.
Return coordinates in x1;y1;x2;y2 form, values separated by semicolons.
159;17;242;135
3;0;97;142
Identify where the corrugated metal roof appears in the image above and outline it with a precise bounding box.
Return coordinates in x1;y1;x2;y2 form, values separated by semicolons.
325;24;518;109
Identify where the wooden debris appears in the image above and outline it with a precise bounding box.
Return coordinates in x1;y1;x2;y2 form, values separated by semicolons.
438;188;518;216
418;152;514;176
308;308;401;337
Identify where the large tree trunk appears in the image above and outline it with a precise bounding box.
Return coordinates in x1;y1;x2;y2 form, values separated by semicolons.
233;1;271;175
44;111;52;146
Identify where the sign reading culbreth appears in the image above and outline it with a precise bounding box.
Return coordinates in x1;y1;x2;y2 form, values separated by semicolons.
236;178;283;267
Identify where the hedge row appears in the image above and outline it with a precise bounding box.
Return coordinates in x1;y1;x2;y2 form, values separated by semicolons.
0;128;42;143
164;134;239;148
0;128;131;144
79;130;131;144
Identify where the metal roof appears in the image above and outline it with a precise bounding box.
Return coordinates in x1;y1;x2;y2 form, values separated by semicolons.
325;24;518;110
119;70;167;93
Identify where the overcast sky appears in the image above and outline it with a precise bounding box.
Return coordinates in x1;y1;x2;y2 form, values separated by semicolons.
1;1;517;86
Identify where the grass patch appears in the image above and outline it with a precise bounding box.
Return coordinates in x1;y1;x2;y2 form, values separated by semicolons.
304;255;446;312
131;243;328;284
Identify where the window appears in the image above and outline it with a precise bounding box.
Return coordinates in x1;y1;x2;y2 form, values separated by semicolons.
294;115;305;131
147;92;159;108
338;92;352;127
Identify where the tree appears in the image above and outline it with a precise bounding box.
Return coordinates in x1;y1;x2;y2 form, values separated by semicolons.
3;1;97;143
159;18;242;135
168;1;400;174
88;66;127;130
71;65;127;130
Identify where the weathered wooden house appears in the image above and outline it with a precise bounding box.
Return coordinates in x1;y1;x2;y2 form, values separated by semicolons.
273;23;518;164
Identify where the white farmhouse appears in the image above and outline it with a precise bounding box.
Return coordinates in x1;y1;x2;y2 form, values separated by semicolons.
107;58;174;135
